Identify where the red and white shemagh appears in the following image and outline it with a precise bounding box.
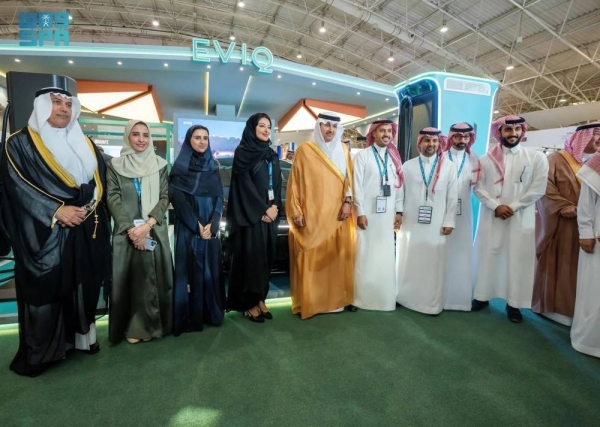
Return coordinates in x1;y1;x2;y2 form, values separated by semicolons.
367;120;404;188
446;122;481;185
488;115;528;185
417;127;447;194
565;122;600;165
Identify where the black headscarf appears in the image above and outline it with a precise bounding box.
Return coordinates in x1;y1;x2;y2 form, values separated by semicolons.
233;113;277;173
170;125;223;197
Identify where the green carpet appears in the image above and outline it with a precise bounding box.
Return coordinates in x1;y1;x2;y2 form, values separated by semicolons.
1;299;599;427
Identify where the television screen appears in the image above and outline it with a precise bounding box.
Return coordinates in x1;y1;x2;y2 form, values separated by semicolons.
176;117;247;160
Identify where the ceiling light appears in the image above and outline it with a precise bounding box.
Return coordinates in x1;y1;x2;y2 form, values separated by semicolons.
388;50;394;62
506;58;514;71
152;19;159;27
14;58;20;63
164;63;168;67
238;1;245;7
440;19;448;33
559;98;567;103
319;21;326;33
385;98;389;101
68;60;74;64
68;15;73;21
207;65;211;69
230;34;236;41
493;110;499;114
277;74;282;79
117;61;122;65
357;92;361;95
296;53;302;59
312;82;316;86
240;66;244;71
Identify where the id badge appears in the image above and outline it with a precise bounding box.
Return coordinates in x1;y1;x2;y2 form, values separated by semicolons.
133;219;146;227
268;188;275;201
418;206;433;224
376;196;387;213
382;184;391;197
456;198;462;216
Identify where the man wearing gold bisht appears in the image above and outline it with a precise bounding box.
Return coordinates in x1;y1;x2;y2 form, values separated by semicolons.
286;113;356;319
532;122;600;325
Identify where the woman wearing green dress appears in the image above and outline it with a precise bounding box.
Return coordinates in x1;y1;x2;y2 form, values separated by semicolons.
107;120;173;344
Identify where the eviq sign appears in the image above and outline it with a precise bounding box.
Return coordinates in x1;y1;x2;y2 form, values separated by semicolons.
19;11;70;46
192;38;274;74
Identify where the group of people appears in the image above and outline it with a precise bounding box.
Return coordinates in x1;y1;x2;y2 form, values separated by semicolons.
1;86;599;377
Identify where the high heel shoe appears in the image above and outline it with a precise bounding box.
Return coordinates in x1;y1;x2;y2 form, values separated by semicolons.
260;310;273;320
244;310;265;323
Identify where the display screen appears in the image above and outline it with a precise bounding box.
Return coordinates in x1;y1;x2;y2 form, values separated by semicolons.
176;117;247;160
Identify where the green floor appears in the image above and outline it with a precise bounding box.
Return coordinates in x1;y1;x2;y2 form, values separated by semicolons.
1;299;599;427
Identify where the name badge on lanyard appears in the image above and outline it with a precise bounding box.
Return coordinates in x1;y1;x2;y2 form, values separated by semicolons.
267;160;275;201
456;198;462;216
372;145;391;203
376;196;387;213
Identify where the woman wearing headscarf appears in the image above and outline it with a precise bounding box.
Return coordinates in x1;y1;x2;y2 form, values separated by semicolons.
170;125;225;335
226;113;282;323
107;120;173;344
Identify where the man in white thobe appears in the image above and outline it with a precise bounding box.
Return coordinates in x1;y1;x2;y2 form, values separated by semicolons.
443;123;480;311
571;146;600;358
472;115;549;323
353;120;403;311
396;128;458;315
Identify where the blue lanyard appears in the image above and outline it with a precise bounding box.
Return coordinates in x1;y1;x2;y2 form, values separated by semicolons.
448;150;467;178
371;145;389;187
266;160;273;189
419;155;438;201
133;178;142;211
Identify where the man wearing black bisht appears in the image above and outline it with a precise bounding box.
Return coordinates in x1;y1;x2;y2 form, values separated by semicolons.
0;87;111;376
226;113;282;323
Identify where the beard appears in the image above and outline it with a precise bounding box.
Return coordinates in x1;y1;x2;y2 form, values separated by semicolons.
501;136;521;148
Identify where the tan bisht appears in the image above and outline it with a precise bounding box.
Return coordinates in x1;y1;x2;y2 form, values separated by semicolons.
532;122;600;322
286;140;356;320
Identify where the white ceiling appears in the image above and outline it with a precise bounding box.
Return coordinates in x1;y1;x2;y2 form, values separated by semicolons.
1;0;599;118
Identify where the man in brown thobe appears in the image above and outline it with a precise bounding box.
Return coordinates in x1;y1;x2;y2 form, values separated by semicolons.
532;122;600;325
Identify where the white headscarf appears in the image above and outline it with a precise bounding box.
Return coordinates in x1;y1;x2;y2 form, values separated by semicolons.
27;89;97;185
111;120;167;219
312;112;347;176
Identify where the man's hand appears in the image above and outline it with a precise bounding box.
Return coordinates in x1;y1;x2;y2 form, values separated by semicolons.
200;224;211;240
394;214;402;232
580;238;596;254
293;215;305;227
357;215;368;230
494;205;514;220
56;206;87;227
266;204;279;220
560;205;577;219
441;227;453;236
338;202;351;221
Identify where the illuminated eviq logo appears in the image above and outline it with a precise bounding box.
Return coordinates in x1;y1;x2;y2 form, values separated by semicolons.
192;38;273;74
19;12;70;46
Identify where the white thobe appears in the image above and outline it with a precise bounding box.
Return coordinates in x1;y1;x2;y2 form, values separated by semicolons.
396;154;458;315
444;149;478;311
353;145;402;311
472;145;549;308
571;177;600;358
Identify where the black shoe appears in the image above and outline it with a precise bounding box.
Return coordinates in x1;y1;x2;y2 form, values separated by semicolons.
471;299;490;311
260;311;273;320
244;310;265;323
80;342;100;355
345;304;358;312
506;304;523;323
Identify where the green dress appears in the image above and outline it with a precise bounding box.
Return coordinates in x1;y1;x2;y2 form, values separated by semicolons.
106;163;173;343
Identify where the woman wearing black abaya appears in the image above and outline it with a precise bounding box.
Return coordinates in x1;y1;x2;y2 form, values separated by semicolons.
227;113;282;323
170;125;225;335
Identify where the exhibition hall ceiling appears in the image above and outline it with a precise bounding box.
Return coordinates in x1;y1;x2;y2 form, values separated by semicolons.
1;0;599;117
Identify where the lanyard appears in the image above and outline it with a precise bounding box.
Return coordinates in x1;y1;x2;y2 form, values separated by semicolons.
448;150;467;178
371;145;389;188
419;155;438;201
133;178;142;212
266;160;273;189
